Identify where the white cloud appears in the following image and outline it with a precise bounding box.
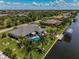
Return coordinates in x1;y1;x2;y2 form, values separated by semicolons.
0;1;11;5
0;1;23;6
32;2;41;6
0;0;79;8
32;2;38;6
23;3;26;5
51;0;67;7
72;2;79;6
59;0;64;2
6;2;11;5
73;0;77;2
12;2;22;6
32;2;37;5
0;1;4;3
0;1;6;5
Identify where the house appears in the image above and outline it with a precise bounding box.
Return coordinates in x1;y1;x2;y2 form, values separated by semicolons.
41;19;62;26
9;24;44;42
64;28;73;39
63;13;72;18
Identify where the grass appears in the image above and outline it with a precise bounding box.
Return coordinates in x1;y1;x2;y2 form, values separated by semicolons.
0;18;72;59
31;23;70;59
0;37;26;59
30;36;56;59
0;23;69;59
0;30;56;59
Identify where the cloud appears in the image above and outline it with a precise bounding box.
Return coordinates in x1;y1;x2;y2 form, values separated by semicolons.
72;2;79;6
0;1;10;5
0;1;23;6
0;1;4;3
73;0;77;2
29;0;79;7
12;2;22;6
0;0;79;10
0;0;77;7
0;1;5;4
6;2;11;5
50;0;79;7
32;2;37;5
49;0;67;7
31;2;42;6
59;0;64;2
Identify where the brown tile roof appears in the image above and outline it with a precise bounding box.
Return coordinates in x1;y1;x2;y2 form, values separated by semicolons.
42;19;62;25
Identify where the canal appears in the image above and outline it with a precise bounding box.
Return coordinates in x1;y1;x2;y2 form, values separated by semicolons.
45;13;79;59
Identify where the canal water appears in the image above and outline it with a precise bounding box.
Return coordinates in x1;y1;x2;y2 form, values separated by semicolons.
45;13;79;59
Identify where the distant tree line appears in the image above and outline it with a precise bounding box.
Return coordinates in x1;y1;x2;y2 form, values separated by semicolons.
0;11;77;29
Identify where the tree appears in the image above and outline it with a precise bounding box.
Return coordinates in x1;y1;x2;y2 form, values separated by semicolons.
45;27;57;33
1;33;7;38
3;48;12;58
11;54;17;59
4;18;13;28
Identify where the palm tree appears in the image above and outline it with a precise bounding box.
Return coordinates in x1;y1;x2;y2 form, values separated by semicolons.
3;48;12;58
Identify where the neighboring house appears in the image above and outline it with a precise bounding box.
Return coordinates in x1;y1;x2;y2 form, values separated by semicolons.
63;12;72;18
0;14;9;17
9;24;44;42
41;19;62;26
64;28;73;39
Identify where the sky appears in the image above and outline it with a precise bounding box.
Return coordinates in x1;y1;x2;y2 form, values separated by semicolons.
0;0;76;3
0;0;79;10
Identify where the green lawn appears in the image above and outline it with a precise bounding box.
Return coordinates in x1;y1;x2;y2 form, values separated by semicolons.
0;24;69;59
27;39;56;59
0;37;26;59
31;23;70;59
0;32;56;59
0;19;72;59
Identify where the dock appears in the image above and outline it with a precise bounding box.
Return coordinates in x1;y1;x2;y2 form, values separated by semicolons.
56;34;64;40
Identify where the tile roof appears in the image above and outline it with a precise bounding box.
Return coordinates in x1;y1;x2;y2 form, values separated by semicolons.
42;19;62;25
10;24;43;36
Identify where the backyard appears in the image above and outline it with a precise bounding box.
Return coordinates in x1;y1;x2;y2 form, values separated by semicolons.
0;11;77;59
0;21;70;59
